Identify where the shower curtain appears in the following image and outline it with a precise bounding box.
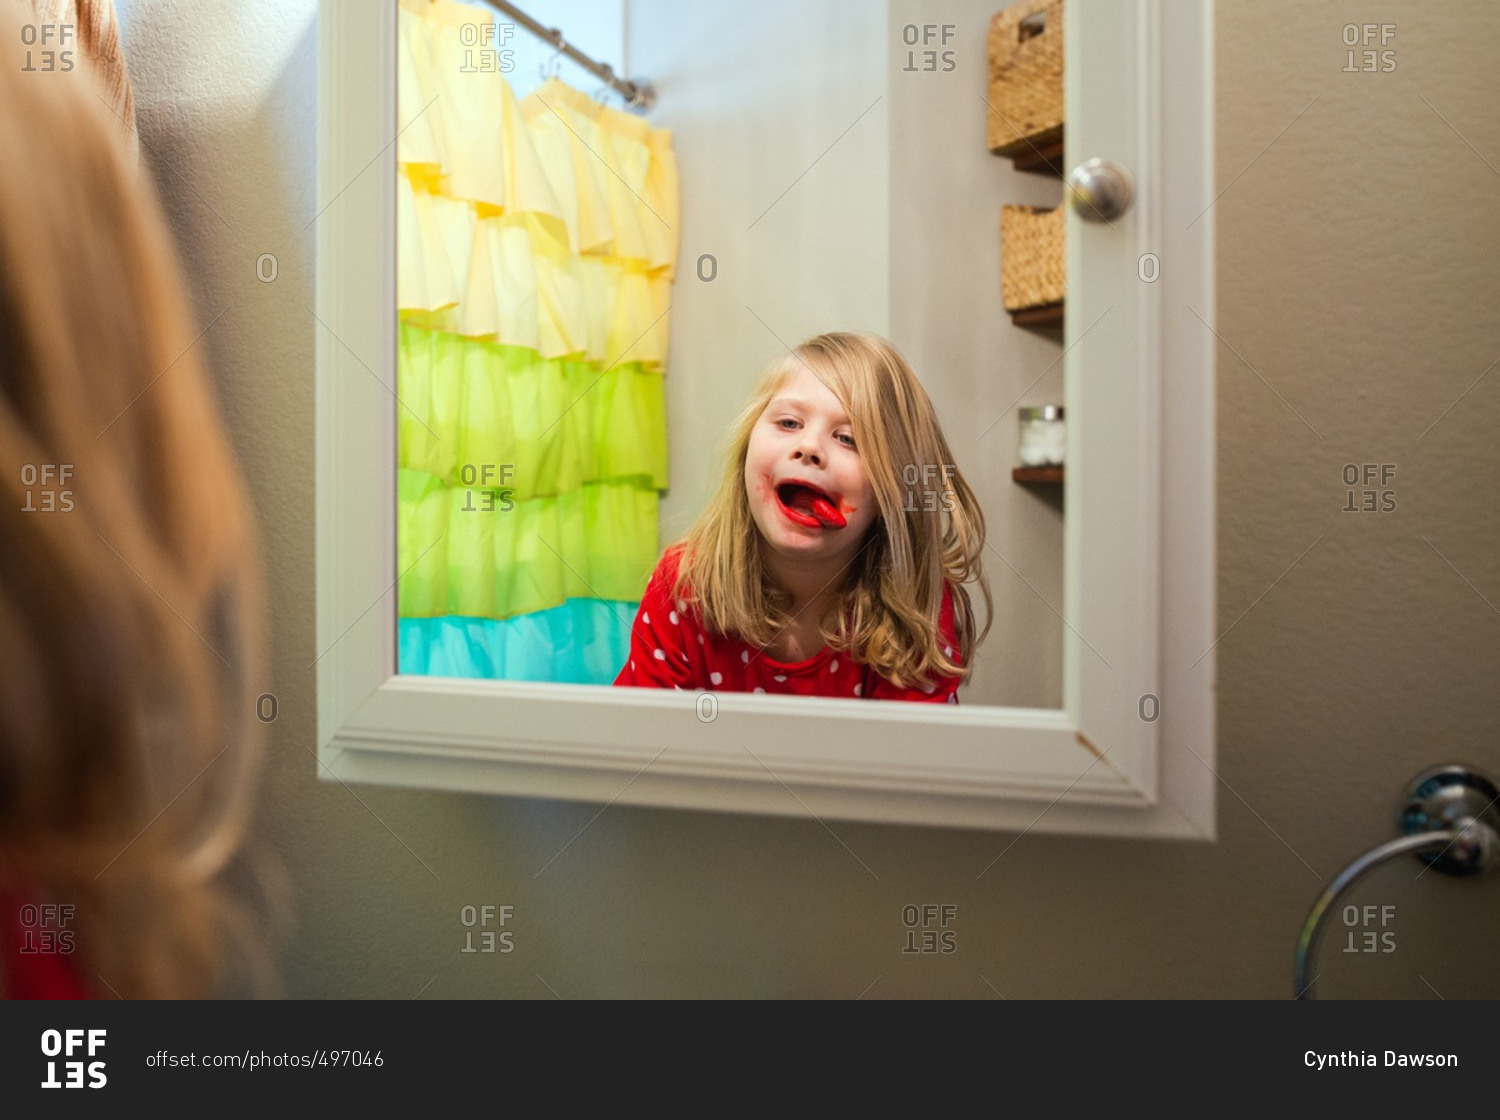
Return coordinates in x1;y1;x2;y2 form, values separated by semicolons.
395;0;679;682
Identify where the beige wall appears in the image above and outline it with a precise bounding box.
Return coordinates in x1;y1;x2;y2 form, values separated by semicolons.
117;0;1500;997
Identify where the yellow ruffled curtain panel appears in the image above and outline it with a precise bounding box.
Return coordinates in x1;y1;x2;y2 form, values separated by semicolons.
396;0;679;682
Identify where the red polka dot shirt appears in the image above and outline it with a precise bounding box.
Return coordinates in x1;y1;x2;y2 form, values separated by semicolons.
613;544;964;703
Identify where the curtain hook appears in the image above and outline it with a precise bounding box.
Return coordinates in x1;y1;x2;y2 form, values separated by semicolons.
540;35;565;81
594;63;615;104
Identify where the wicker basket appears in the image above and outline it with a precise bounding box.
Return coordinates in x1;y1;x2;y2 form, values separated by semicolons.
1000;203;1065;311
986;0;1064;155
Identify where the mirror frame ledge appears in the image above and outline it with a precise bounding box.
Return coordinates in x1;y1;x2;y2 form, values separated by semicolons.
314;0;1216;838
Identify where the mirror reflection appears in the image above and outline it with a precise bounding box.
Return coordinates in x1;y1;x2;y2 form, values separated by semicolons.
396;0;1069;708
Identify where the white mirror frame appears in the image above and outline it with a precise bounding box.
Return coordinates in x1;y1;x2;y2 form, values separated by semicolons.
315;0;1216;838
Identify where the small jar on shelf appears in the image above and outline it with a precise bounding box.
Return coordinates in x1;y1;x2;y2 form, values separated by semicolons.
1017;405;1065;467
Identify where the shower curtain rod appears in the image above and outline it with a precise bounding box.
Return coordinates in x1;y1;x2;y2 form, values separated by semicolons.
478;0;656;111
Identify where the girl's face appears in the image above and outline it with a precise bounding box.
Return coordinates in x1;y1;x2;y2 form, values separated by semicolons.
743;364;878;565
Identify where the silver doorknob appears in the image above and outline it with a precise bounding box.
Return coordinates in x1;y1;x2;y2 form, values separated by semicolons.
1066;158;1133;222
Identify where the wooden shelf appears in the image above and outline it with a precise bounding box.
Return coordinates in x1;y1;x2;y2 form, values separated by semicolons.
1010;132;1064;176
993;125;1065;176
1007;301;1063;327
1012;466;1064;485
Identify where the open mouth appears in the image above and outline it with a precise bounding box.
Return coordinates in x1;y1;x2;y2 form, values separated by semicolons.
775;479;847;530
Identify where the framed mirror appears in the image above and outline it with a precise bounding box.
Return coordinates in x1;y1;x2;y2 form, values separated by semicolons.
315;0;1216;836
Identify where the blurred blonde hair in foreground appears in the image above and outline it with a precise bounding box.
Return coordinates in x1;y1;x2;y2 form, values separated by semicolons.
0;6;276;996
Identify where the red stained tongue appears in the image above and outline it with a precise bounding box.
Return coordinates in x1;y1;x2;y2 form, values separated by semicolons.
781;484;846;529
809;494;846;528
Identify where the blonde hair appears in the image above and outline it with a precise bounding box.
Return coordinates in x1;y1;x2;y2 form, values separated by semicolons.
0;13;273;997
674;332;991;689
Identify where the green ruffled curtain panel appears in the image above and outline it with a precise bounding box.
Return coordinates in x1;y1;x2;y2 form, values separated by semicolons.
397;0;679;682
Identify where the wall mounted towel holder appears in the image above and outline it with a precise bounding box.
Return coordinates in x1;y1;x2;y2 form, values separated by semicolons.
1293;764;1499;999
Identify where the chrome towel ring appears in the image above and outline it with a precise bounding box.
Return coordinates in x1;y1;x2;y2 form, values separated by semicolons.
1294;765;1499;999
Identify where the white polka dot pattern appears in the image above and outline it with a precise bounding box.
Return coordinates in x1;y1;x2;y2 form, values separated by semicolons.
617;548;965;702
